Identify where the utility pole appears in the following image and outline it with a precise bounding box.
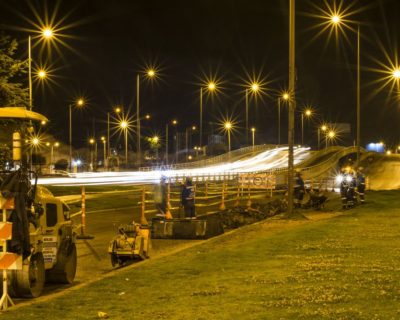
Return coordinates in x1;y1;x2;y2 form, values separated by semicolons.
287;0;296;216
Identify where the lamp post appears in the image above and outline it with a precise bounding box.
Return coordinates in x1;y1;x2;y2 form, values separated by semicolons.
224;122;233;152
46;141;59;173
165;119;178;166
69;98;85;172
120;120;129;166
301;108;312;145
287;0;296;216
278;92;289;145
136;69;156;167
28;27;54;110
318;124;327;150
107;106;123;162
327;130;336;148
185;125;196;161
101;136;106;168
251;127;256;152
200;82;216;150
245;83;259;145
328;15;361;165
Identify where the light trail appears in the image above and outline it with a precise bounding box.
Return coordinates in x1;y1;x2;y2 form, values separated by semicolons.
37;146;311;186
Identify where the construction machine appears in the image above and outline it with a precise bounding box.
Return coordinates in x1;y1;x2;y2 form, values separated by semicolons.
0;107;77;298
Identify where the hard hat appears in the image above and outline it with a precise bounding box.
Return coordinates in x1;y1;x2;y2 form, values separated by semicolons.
358;166;363;171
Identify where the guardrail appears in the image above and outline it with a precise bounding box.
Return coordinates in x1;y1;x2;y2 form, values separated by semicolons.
139;144;278;172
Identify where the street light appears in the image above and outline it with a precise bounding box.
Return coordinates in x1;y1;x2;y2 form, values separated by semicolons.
89;138;97;171
277;92;290;145
199;81;217;150
28;27;55;110
301;108;312;145
327;130;336;148
46;142;59;173
251;127;256;151
185;125;197;161
318;124;327;150
327;12;361;165
165;119;178;166
107;105;123;165
120;120;129;166
245;83;259;145
101;136;106;167
224;121;233;152
136;69;157;167
69;98;85;172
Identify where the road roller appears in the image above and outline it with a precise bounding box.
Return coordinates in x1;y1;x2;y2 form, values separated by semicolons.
108;223;150;267
0;107;78;298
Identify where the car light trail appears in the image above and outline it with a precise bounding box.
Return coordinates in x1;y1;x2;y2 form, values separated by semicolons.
37;147;310;186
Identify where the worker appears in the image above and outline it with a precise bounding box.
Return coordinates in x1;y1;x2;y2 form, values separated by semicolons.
356;167;366;204
346;170;357;208
181;177;196;219
293;171;305;208
154;176;167;218
339;168;349;209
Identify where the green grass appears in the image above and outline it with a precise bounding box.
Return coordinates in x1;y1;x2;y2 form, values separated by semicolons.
4;191;400;319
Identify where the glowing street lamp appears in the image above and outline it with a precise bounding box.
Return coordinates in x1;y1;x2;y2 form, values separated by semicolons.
107;105;124;166
277;92;290;145
136;68;158;167
318;124;328;150
326;129;336;148
224;121;233;152
185;125;197;161
165;119;178;166
101;136;106;167
245;82;260;145
120;120;129;166
69;98;85;172
199;81;217;149
251;127;256;151
326;11;362;164
301;108;313;145
28;27;55;110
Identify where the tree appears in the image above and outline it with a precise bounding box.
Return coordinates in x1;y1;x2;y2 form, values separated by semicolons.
0;32;28;106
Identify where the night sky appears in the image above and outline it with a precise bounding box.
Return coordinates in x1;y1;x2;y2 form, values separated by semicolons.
0;0;399;149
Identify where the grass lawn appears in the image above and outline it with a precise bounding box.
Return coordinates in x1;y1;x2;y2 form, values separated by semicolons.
4;190;400;319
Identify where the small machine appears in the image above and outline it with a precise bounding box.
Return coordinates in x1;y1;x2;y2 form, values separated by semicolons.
108;222;150;267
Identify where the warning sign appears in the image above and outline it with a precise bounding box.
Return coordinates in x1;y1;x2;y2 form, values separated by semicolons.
239;173;276;189
43;236;58;264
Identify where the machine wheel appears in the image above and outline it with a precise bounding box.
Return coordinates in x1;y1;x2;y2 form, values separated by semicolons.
110;253;119;267
46;243;77;284
9;253;45;298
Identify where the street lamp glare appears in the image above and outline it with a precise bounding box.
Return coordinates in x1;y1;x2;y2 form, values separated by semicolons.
251;127;256;132
331;15;341;24
192;126;196;130
77;98;84;107
54;142;60;147
89;138;95;144
120;121;128;129
42;27;54;39
305;109;312;117
282;93;289;100
38;69;46;79
224;122;232;130
172;119;178;125
321;125;327;132
153;136;159;143
328;130;335;138
147;69;156;77
392;68;400;79
251;83;259;92
32;138;40;145
208;82;216;91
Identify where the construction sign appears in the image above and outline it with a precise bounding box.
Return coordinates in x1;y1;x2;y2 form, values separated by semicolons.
0;253;22;270
239;173;276;189
0;222;12;240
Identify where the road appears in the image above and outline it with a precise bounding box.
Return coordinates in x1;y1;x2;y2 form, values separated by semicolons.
36;146;312;186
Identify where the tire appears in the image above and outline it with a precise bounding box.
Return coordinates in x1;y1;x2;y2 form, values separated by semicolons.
9;253;46;298
46;243;77;284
